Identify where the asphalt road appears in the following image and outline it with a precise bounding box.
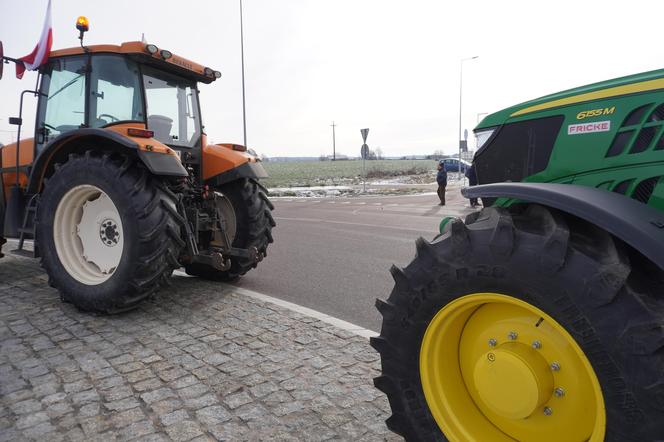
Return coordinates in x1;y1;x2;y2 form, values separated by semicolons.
230;185;478;332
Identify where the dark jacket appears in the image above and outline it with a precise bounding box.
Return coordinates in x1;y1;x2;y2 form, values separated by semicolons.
465;164;477;186
436;168;447;186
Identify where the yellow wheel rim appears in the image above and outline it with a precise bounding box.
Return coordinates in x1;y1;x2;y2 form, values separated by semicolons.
420;293;605;442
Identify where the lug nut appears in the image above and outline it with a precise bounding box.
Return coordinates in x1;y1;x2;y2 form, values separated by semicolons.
554;387;565;398
532;340;542;349
543;406;553;416
507;331;518;340
488;338;497;347
550;362;561;372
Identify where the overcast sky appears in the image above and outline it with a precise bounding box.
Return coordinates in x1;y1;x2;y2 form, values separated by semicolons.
1;0;662;157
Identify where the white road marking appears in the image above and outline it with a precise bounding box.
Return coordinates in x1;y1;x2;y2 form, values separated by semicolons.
172;270;377;338
274;216;436;232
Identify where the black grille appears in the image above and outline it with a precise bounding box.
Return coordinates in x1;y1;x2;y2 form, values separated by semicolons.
622;104;652;126
613;179;634;195
656;133;664;150
631;176;660;203
475;116;563;185
608;102;664;156
606;131;633;157
648;104;664;122
630;127;657;153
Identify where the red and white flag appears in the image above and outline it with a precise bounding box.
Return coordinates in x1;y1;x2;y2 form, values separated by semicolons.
16;0;53;79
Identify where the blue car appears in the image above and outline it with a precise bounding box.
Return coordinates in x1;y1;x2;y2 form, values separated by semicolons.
441;158;472;172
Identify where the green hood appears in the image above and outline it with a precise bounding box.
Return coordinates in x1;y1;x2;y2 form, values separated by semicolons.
476;68;664;130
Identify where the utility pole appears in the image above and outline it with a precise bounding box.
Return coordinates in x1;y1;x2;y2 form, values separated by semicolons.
240;0;248;148
330;121;337;161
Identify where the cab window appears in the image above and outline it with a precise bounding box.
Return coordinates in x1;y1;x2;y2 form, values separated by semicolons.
89;55;144;128
142;68;201;148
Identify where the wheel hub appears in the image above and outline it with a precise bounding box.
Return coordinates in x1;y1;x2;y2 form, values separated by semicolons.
473;343;553;419
53;185;124;285
419;293;605;442
78;194;124;274
100;219;120;246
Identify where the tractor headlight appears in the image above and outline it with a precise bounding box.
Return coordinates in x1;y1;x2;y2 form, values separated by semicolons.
474;128;496;150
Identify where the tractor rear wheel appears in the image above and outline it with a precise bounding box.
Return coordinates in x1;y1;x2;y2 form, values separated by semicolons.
371;205;664;441
185;178;274;281
36;151;184;313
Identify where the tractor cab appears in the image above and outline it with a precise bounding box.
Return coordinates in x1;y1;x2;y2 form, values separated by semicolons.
35;41;221;165
37;42;220;143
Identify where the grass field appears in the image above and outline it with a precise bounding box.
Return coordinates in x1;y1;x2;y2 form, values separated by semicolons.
261;159;438;188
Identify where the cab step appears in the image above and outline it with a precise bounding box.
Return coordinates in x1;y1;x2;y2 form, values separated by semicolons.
10;248;35;259
16;194;39;257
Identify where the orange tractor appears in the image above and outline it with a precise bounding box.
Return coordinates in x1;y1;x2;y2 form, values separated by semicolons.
0;19;275;312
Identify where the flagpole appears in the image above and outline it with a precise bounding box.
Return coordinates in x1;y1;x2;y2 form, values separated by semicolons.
240;0;247;149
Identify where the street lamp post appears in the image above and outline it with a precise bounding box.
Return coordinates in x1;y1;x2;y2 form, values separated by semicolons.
458;56;478;179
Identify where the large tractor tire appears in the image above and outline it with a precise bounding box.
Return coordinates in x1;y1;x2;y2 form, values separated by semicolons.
371;205;664;442
185;178;274;281
36;151;185;313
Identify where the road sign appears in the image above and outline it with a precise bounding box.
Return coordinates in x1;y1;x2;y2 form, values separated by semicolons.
361;128;369;143
361;144;369;159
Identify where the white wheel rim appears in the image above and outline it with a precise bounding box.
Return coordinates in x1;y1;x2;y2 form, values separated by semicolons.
215;192;237;243
53;185;124;285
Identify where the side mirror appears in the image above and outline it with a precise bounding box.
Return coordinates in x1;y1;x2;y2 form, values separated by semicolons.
0;41;4;80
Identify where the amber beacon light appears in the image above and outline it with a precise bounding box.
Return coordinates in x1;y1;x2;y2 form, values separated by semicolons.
76;16;89;32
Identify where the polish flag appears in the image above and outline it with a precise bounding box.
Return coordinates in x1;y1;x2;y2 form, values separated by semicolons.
16;0;53;79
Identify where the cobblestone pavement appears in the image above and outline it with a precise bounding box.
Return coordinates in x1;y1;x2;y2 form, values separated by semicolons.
0;254;399;441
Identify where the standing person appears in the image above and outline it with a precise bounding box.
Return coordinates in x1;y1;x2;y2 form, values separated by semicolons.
465;163;479;207
436;160;447;206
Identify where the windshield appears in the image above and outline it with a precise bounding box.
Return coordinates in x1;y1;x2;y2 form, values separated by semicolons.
143;68;201;148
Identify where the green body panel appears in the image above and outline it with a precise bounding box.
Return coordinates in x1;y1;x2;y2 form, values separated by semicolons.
477;68;664;129
474;68;664;212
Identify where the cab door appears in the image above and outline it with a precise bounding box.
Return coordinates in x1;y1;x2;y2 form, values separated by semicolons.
35;56;88;152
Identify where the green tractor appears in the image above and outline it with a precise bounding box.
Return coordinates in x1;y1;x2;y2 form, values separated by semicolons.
372;70;664;441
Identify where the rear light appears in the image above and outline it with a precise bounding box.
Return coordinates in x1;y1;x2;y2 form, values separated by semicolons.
127;128;154;138
232;144;246;152
204;68;222;79
145;44;158;54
